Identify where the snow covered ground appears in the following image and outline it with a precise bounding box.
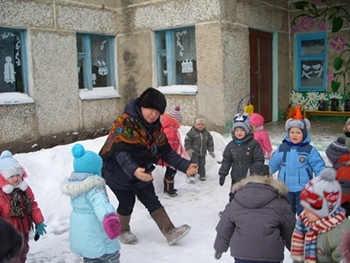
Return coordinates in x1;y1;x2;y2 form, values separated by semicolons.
9;121;341;263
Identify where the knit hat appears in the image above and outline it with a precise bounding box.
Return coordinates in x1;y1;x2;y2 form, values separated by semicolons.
0;150;28;194
326;137;349;164
300;167;341;218
194;114;206;125
0;151;23;180
285;118;311;140
249;113;264;127
232;113;251;134
247;163;271;176
72;144;103;176
138;87;167;114
168;106;182;123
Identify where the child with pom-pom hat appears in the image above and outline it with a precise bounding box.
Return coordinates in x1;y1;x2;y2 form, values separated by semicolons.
326;136;350;216
61;144;121;262
291;168;350;263
0;150;46;262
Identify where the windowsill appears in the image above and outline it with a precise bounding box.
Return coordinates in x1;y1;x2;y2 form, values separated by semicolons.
157;85;198;95
79;86;120;100
0;92;35;105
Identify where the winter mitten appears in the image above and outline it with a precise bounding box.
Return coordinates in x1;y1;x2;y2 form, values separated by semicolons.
209;151;215;158
103;213;121;239
35;222;47;241
186;149;194;158
219;175;226;186
214;251;222;260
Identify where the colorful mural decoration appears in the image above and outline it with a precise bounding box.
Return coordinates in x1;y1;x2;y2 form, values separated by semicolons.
290;0;350;105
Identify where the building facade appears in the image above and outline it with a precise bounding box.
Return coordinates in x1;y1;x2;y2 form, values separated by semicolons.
1;0;348;153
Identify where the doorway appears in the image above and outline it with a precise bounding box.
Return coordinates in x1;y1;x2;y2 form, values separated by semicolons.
249;29;273;122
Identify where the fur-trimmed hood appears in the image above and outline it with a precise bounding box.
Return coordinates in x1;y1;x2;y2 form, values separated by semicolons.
232;175;288;195
231;175;288;209
61;172;106;197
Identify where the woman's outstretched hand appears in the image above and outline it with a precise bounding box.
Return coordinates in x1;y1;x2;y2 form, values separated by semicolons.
186;163;198;176
134;167;154;182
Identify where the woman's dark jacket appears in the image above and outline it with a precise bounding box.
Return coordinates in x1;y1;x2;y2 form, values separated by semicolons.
214;175;296;262
219;134;264;183
99;99;190;192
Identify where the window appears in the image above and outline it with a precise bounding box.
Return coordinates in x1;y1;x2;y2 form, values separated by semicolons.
77;34;116;90
0;28;28;93
155;27;197;87
295;33;327;91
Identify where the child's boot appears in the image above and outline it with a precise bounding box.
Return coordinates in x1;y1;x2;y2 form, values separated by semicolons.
164;178;177;197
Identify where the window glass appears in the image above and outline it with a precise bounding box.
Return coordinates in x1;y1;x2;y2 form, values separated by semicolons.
295;33;326;91
156;27;196;86
77;34;115;90
0;28;26;93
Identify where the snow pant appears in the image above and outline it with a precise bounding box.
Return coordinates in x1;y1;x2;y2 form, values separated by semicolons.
190;154;206;177
164;167;177;196
83;251;120;263
286;191;302;215
8;233;29;263
164;166;177;180
111;183;162;216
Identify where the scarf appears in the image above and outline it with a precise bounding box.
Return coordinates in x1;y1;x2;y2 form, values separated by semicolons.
291;207;346;263
10;188;32;218
100;112;167;163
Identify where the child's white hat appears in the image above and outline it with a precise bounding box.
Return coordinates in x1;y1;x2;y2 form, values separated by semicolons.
300;167;341;218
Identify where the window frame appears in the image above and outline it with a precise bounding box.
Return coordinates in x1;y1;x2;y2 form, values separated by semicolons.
155;26;196;87
77;33;116;90
0;27;29;94
294;32;327;92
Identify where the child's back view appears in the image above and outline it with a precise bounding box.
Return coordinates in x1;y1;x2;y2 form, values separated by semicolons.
250;113;273;159
214;163;296;262
268;110;325;215
61;144;121;263
326;136;350;216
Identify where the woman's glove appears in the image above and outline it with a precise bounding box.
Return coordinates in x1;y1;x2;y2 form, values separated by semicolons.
214;251;222;260
34;222;47;241
186;149;194;158
219;175;226;186
103;213;121;239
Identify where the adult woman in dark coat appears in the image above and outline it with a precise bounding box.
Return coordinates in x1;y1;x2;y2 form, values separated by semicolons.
99;87;197;246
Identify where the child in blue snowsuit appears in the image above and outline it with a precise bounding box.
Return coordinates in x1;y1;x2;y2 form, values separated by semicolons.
268;117;325;215
61;144;121;263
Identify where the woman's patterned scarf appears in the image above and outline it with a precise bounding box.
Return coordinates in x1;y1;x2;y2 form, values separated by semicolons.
291;207;346;263
10;188;32;217
100;112;167;161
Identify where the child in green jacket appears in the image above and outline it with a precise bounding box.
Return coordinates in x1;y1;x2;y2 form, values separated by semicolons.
291;167;350;263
